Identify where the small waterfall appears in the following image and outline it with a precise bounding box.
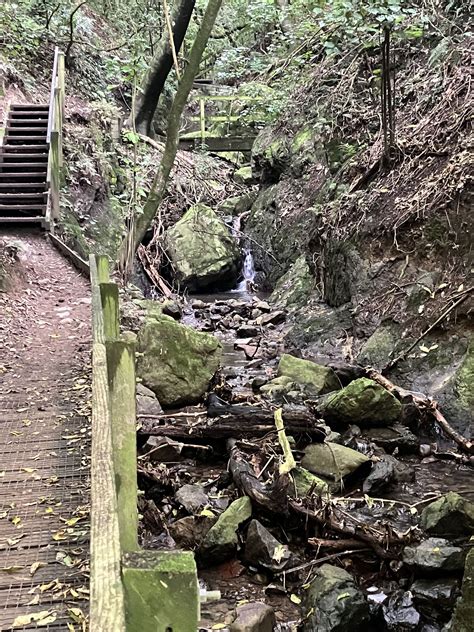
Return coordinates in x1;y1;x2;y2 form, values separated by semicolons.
235;248;256;292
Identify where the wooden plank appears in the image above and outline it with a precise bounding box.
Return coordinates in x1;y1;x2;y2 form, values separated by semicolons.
106;339;138;552
90;342;126;632
89;255;105;344
48;233;90;276
96;254;110;283
99;283;120;341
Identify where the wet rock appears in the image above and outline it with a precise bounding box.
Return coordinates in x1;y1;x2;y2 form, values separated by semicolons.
277;354;341;396
302;564;371;632
411;578;460;621
301;442;371;483
322;378;402;427
175;484;209;515
420;492;474;536
362;456;396;493
234;165;257;185
270;255;314;309
403;538;466;573
260;375;295;399
161;299;182;320
382;590;421;631
255;300;271;312
218;191;257;216
237;325;260;338
244;520;291;572
451;547;474;631
136;383;163;416
192;299;208;310
168;515;215;548
252;127;290;183
259;311;286;326
229;601;275;632
165;204;241;291
199;496;252;565
252;376;268;390
291;466;329;497
137;314;222;408
143;436;183;462
363;425;419;455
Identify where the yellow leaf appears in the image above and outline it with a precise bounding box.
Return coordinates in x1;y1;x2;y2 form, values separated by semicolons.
11;516;22;527
6;535;24;546
52;530;67;541
26;595;40;605
211;625;227;630
30;561;46;576
12;610;57;628
199;508;215;518
1;565;23;573
22;467;37;474
290;593;301;604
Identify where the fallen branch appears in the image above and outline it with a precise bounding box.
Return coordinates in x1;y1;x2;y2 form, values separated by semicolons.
275;408;296;475
307;537;368;552
365;369;474;455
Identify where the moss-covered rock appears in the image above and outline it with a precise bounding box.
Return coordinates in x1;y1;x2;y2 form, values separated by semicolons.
455;339;474;413
199;496;252;565
278;354;341;396
420;492;474;536
452;548;474;631
233;166;257;185
290;127;323;177
137;314;222;408
357;321;400;369
291;466;329;497
322;378;402;427
301;442;371;483
165;204;241;292
251;127;290;183
270;255;314;309
218;191;257;216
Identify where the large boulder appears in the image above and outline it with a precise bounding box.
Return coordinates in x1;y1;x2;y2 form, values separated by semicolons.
420;492;474;536
278;354;341;396
270;255;314;309
322;378;402;427
165;204;241;291
302;564;370;632
199;496;252;565
137;314;222;408
301;442;371;483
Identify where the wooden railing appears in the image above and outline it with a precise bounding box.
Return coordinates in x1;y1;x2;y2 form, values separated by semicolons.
46;46;65;227
89;254;200;632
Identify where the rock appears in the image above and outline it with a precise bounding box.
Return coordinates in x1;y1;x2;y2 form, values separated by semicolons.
218;191;257;215
291;467;329;497
255;300;271;312
244;519;291;572
420;492;474;536
229;602;275;632
403;538;466;573
362;425;419;455
168;516;215;548
382;590;421;631
252;376;268;390
362;456;396;494
175;484;209;515
237;325;260;338
411;578;460;621
199;496;252;565
137;314;222;408
322;378;402;427
270;255;314;309
136;383;163;416
451;547;474;631
252;127;290;183
234;165;257;185
301;442;371;483
259;310;286;326
191;299;208;310
277;354;341;396
303;564;370;632
260;375;295;399
165;204;241;291
161;299;182;320
143;436;183;462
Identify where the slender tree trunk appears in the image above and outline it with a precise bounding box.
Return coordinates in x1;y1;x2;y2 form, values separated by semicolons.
119;0;223;267
134;0;196;135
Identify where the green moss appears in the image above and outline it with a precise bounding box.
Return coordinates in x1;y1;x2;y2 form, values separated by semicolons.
455;340;474;411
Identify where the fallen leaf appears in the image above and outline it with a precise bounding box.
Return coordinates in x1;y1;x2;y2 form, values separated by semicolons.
30;561;46;576
290;593;301;604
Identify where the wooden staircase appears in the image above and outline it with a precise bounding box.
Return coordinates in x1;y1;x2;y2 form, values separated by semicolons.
0;103;50;226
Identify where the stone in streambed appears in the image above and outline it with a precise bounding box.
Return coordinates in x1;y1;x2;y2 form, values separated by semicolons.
382;590;420;631
302;564;370;632
411;578;460;621
301;442;371;483
143;436;183;462
237;324;260;338
420;492;474;536
278;354;341;396
362;456;396;494
322;378;402;427
260;375;295;399
168;515;215;548
199;496;252;566
451;547;474;631
244;519;291;572
270;255;314;309
229;602;275;632
137;314;222;408
363;425;419;454
175;484;209;515
403;538;466;573
165;204;241;291
136;382;163;416
291;466;329;497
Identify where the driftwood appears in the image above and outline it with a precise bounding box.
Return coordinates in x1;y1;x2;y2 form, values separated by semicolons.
308;537;367;552
139;408;326;441
365;368;474;455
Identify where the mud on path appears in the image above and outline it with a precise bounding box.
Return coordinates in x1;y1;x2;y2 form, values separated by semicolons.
0;230;90;631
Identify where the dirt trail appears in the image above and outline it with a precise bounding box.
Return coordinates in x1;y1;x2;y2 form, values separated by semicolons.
0;230;90;631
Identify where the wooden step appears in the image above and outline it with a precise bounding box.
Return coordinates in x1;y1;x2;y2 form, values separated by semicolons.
0;204;46;212
0;153;48;160
0;192;48;201
0;172;47;179
11;103;49;110
0;162;47;168
5;127;48;134
7;121;48;128
0;217;46;224
1;144;49;152
0;182;47;189
2;136;48;143
9;110;49;117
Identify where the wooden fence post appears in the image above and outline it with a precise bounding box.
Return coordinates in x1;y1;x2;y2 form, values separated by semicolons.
199;96;206;146
106;337;138;552
96;255;110;283
100;283;120;341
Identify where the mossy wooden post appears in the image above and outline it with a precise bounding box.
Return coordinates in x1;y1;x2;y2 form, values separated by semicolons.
122;551;199;632
199;96;206;147
100;283;120;341
106;338;138;552
96;254;110;283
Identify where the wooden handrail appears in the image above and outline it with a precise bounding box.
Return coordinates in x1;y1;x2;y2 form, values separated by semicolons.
47;47;60;144
45;47;65;228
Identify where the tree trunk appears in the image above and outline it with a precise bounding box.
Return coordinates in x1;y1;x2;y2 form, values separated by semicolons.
120;0;223;264
134;0;196;136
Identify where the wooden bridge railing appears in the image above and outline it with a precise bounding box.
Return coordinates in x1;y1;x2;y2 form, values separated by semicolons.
46;46;65;227
89;255;200;632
